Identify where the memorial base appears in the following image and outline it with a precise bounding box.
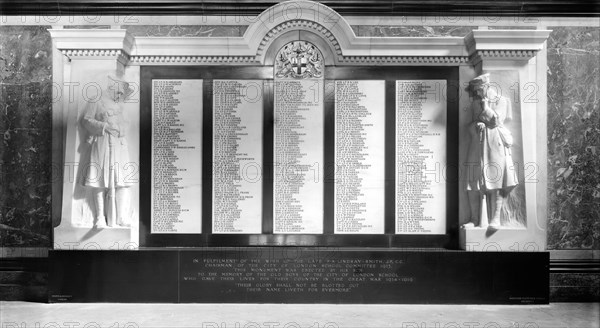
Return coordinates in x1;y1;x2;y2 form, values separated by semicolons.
49;248;548;304
459;227;543;252
53;225;132;250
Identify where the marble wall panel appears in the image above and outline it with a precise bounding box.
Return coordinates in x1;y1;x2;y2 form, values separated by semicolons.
546;26;600;250
0;26;53;247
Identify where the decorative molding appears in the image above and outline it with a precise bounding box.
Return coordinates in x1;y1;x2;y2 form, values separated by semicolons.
46;2;551;67
49;29;134;66
49;29;134;54
248;1;468;64
59;49;130;68
61;49;130;61
477;50;538;58
46;2;472;66
61;49;125;57
467;30;553;51
339;56;469;65
465;29;551;65
466;30;551;55
127;55;469;66
129;56;259;64
469;50;539;65
257;19;342;60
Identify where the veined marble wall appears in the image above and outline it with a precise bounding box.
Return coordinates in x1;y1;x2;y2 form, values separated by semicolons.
546;26;600;250
0;26;53;247
351;25;474;37
124;25;247;37
0;23;598;250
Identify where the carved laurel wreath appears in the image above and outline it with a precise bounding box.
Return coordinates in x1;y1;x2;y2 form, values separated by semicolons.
274;41;324;79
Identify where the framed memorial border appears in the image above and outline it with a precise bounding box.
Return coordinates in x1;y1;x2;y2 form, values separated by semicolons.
139;65;459;248
49;0;551;253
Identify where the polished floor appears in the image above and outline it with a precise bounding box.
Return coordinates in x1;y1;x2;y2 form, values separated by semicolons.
1;302;598;328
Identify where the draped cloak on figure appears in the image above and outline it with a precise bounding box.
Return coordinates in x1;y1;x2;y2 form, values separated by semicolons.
466;95;518;192
81;97;133;189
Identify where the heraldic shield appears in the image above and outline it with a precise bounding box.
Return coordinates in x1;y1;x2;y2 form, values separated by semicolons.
275;40;324;79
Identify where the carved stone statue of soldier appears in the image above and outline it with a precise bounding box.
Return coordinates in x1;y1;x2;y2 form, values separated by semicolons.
81;74;133;228
463;73;518;230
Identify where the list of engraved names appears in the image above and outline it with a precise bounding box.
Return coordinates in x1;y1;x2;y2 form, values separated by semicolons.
395;80;447;234
335;80;385;234
151;79;203;234
274;79;324;234
213;80;263;233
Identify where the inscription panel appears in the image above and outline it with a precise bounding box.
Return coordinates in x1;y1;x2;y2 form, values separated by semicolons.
212;80;263;234
395;80;447;234
178;248;549;303
273;79;324;234
334;80;385;234
181;249;414;303
151;79;203;234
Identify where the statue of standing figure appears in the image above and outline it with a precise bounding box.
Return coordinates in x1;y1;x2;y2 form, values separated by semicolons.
463;73;518;230
81;74;133;228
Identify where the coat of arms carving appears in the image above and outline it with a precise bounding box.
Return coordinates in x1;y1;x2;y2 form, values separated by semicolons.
275;41;323;79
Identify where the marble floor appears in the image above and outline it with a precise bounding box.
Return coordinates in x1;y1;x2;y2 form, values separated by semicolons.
1;302;598;328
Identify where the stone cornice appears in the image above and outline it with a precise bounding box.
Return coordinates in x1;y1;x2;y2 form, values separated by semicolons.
467;30;553;51
129;55;258;64
47;3;551;66
49;29;134;57
339;56;469;65
465;29;552;64
469;49;539;65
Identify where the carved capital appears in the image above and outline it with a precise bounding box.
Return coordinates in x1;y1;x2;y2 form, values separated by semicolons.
49;29;133;64
469;49;539;65
465;29;551;65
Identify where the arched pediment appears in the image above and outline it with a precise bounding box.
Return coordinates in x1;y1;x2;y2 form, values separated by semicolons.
244;0;348;64
244;0;468;65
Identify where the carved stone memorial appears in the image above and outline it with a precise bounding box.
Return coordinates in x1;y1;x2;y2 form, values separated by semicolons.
50;0;551;303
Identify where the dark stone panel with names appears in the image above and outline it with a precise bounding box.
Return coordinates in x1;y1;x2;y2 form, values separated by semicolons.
47;249;548;303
